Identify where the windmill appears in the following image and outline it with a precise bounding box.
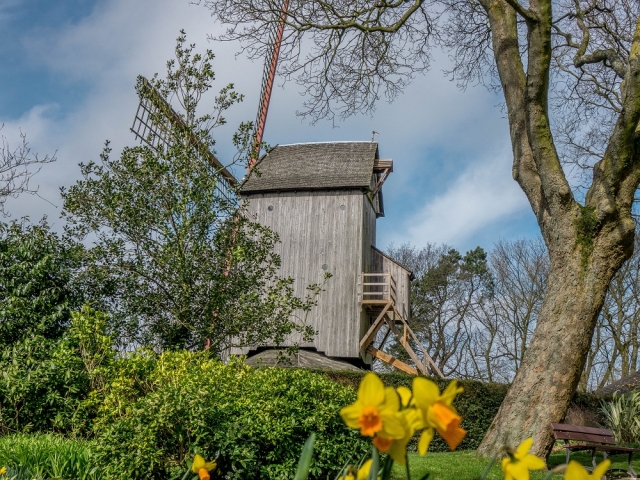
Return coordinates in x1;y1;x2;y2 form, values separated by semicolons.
129;6;442;377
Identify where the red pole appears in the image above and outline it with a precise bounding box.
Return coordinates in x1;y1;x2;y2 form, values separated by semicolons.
248;0;289;173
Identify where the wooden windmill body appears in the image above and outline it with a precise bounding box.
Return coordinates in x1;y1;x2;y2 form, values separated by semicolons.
235;142;442;376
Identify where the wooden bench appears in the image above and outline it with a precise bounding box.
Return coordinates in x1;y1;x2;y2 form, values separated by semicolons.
551;423;640;478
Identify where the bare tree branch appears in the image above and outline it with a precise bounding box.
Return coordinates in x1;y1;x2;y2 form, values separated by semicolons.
0;125;56;217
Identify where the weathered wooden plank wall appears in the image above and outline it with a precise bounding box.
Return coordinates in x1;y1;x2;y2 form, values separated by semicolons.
236;190;365;358
371;247;412;320
359;196;379;362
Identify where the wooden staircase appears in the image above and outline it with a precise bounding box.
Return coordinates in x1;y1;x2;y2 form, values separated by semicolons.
359;273;444;377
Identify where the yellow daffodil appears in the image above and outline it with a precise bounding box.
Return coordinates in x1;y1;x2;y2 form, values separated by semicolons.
340;373;405;440
0;466;5;476
372;385;423;464
564;460;610;480
191;454;216;480
387;407;422;465
411;378;467;453
397;386;412;407
501;438;546;480
339;459;377;480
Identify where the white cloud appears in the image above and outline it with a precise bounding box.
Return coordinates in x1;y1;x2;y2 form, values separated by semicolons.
391;144;530;247
3;0;262;223
1;0;537;249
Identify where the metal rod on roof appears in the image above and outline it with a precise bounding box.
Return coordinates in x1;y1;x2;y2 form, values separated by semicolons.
248;0;289;174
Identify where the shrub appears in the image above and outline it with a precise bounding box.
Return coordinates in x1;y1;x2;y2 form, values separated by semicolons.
0;433;99;480
91;351;368;479
0;335;89;434
0;306;111;435
600;391;640;445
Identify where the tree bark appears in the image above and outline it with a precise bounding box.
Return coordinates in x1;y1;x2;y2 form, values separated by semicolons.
477;226;633;457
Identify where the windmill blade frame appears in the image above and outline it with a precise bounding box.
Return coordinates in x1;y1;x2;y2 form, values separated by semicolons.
131;76;238;205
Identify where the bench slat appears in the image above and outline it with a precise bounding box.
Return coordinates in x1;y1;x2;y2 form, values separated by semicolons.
562;444;640;453
554;431;617;444
551;423;613;436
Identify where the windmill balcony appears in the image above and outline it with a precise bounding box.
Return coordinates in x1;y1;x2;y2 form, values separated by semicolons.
358;269;443;378
359;272;397;305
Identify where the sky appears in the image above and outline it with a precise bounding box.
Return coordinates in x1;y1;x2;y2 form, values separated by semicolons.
0;0;541;254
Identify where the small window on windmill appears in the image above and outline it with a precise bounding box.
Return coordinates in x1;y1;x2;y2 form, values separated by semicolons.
130;76;237;206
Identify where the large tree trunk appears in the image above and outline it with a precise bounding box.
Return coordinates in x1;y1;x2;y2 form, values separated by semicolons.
478;223;634;457
474;0;640;457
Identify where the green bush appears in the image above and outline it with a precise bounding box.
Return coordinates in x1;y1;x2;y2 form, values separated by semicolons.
90;351;368;480
0;335;89;434
0;306;111;435
0;433;99;480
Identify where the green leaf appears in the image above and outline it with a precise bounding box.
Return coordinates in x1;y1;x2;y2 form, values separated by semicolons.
293;433;316;480
368;447;379;480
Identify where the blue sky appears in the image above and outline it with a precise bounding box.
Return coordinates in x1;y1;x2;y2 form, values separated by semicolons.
0;0;540;253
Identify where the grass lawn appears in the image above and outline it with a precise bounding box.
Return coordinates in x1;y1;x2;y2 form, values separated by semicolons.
390;449;640;479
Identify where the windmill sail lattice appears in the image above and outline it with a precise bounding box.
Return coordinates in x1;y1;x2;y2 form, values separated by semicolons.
249;0;289;170
131;76;237;204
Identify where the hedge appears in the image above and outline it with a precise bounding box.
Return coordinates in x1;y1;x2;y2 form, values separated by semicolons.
89;351;369;480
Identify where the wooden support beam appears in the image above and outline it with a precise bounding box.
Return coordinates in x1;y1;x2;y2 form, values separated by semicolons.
404;319;444;378
385;318;427;375
359;302;392;349
367;347;418;375
371;167;391;197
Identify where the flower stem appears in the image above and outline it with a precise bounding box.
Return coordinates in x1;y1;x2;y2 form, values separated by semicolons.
479;452;499;480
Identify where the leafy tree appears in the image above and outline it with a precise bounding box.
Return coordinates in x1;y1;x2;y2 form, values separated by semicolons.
200;0;640;455
61;32;317;353
0;219;84;348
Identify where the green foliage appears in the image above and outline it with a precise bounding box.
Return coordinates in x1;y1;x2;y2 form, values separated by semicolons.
0;335;89;434
69;306;115;389
0;219;84;348
90;351;368;479
0;306;112;435
600;391;640;445
0;433;99;480
60;32;319;352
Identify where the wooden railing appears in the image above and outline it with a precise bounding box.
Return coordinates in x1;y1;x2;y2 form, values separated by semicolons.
360;272;397;304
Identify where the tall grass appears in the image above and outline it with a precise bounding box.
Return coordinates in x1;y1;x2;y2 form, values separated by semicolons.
0;434;99;480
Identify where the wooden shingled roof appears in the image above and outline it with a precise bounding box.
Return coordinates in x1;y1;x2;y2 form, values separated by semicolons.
240;142;379;194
